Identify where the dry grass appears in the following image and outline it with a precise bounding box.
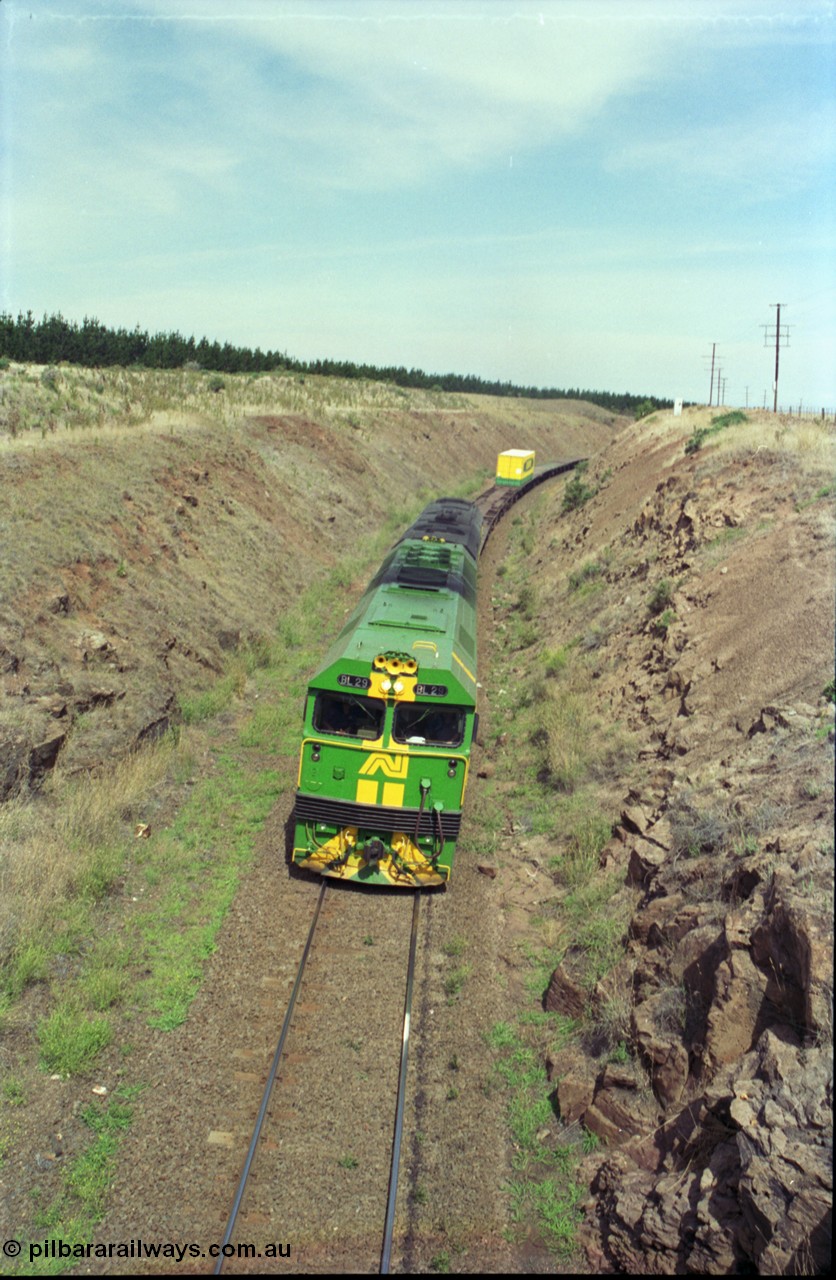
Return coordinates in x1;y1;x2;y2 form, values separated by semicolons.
723;413;835;461
537;671;633;798
538;686;594;791
0;735;180;990
692;409;836;489
0;362;466;445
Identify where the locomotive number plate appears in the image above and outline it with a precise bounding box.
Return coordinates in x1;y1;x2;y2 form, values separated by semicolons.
337;674;372;690
415;683;448;697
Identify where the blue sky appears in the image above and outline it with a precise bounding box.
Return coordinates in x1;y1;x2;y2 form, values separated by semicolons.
2;0;834;406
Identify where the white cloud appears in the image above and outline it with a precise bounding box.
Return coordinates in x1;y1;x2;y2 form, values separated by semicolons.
136;1;683;189
3;0;833;404
609;104;836;195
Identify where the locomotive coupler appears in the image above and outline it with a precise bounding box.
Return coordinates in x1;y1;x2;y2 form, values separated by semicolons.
364;837;386;865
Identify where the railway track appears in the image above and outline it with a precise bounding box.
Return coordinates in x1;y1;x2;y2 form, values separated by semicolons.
476;458;586;548
212;458;583;1273
213;883;423;1275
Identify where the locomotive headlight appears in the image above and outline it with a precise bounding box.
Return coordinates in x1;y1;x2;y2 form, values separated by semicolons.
393;680;404;694
381;678;392;693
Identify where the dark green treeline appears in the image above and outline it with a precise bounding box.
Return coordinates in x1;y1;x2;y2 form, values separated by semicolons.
0;310;672;416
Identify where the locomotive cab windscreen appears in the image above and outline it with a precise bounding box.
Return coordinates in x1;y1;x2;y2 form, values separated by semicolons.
312;691;385;739
392;704;465;748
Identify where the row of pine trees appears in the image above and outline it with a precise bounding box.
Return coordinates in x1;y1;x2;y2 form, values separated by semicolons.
0;310;671;416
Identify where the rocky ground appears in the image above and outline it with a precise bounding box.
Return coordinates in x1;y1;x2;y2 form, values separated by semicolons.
0;374;832;1274
506;407;834;1273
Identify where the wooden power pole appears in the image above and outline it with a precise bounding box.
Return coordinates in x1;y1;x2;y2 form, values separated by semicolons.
763;304;790;412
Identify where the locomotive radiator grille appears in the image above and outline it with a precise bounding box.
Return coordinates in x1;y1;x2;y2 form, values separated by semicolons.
294;792;462;840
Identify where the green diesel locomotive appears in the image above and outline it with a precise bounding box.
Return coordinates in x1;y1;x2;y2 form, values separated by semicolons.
292;498;482;887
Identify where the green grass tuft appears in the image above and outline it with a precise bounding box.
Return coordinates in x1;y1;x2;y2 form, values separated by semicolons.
37;1002;112;1075
561;462;596;512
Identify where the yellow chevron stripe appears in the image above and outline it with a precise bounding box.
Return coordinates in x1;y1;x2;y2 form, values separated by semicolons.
359;752;410;779
452;650;477;686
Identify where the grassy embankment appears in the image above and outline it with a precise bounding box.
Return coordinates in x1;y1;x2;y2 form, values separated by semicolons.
0;448;486;1269
460;475;637;1259
0;360;468;441
459;409;835;1260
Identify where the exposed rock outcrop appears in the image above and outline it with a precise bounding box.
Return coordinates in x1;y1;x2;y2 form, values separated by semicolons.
585;1029;832;1275
540;410;834;1274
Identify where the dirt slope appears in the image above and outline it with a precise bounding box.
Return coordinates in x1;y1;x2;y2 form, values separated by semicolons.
0;376;832;1273
495;405;834;1273
0;367;618;794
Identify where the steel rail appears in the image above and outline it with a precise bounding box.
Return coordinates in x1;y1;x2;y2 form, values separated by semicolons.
211;460;579;1272
213;879;328;1276
373;461;580;1267
380;889;422;1275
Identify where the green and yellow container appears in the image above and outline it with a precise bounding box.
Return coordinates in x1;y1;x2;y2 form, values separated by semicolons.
496;449;535;486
